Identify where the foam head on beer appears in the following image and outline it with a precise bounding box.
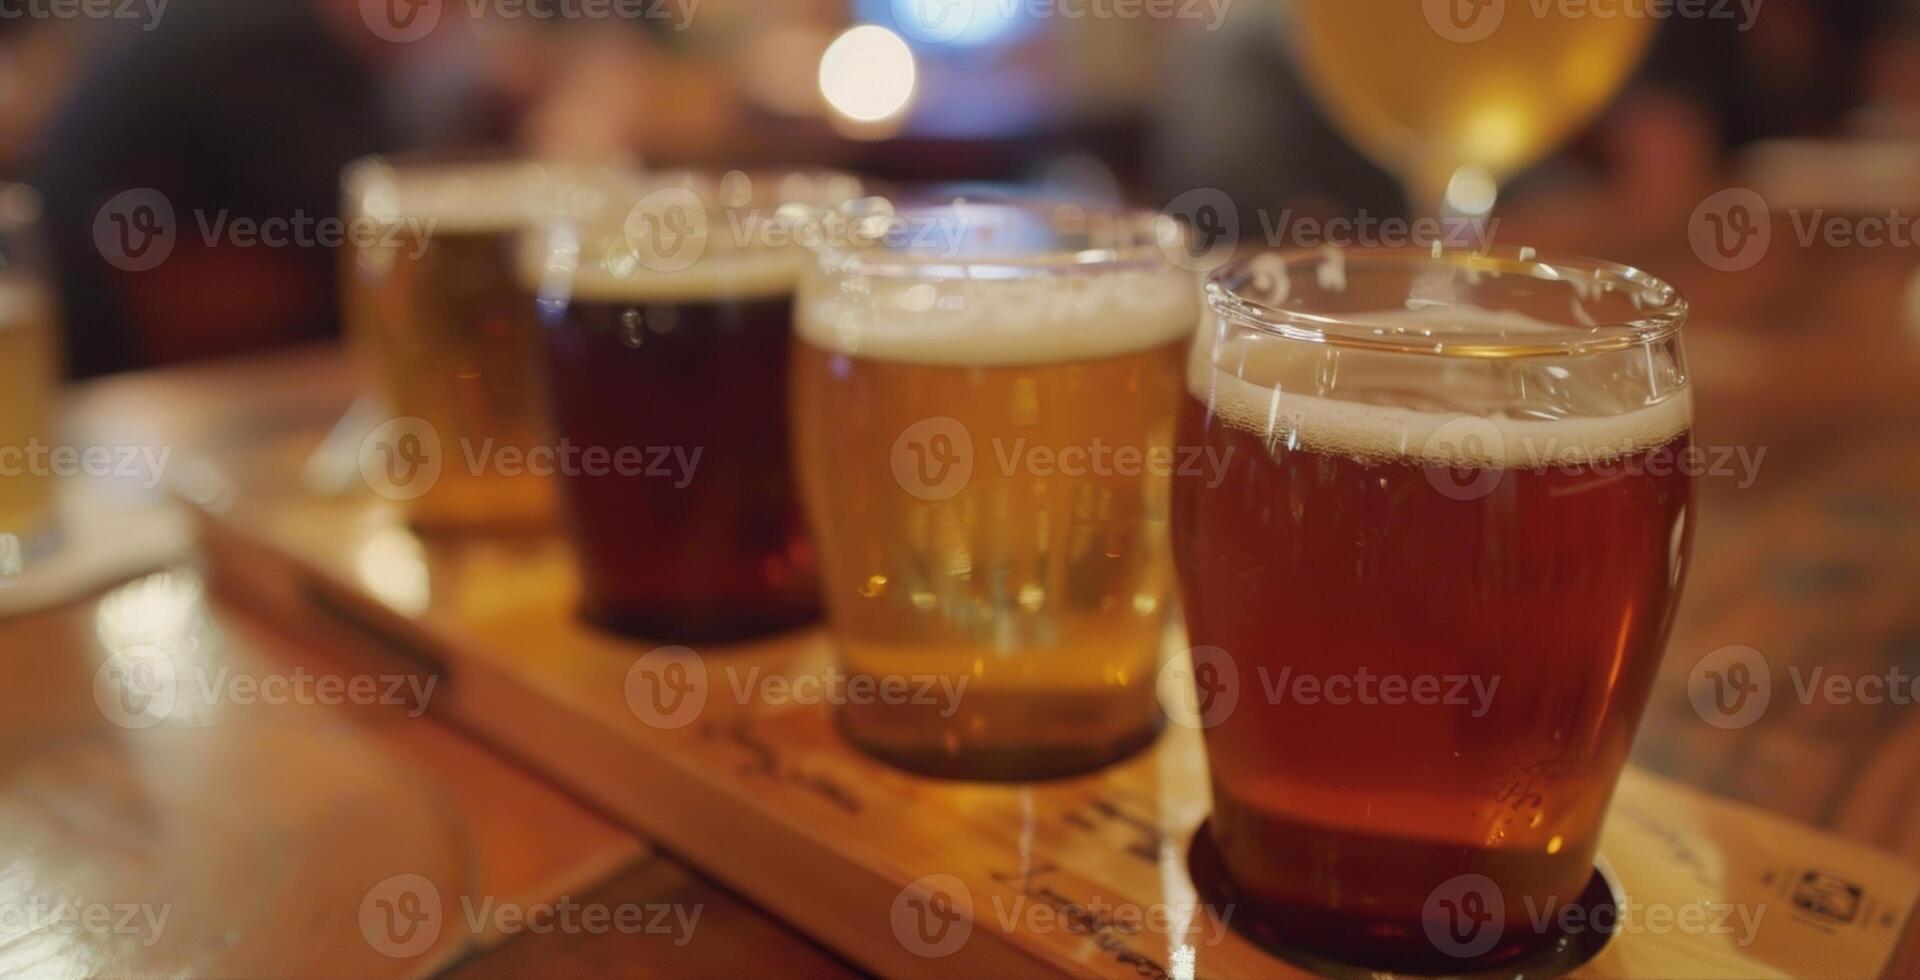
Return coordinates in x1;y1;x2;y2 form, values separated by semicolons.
796;198;1201;365
348;159;551;232
1191;248;1692;471
523;169;865;304
344;157;657;241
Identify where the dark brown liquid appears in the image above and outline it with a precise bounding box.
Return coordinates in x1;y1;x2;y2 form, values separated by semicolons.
541;291;818;643
1171;394;1692;973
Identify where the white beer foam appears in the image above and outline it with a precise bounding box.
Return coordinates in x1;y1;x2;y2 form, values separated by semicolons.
556;245;808;303
796;268;1202;366
362;161;572;233
1191;311;1692;468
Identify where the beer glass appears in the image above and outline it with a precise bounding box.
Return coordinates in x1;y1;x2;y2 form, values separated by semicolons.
525;171;859;642
1291;0;1652;215
342;157;572;531
792;198;1202;779
0;184;60;576
1173;248;1693;972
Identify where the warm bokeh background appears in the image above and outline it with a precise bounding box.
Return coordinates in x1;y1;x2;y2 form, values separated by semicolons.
4;0;1917;375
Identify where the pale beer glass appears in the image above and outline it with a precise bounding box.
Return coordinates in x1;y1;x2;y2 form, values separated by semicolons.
1173;248;1694;972
1291;0;1653;214
0;184;60;575
792;199;1202;779
342;157;579;531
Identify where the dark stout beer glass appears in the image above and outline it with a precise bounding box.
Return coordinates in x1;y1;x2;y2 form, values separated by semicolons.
526;172;859;642
1172;249;1693;972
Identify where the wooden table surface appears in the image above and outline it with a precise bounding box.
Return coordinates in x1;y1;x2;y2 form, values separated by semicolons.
7;211;1920;975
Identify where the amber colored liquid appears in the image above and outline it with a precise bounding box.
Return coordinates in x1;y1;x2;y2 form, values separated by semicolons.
792;338;1187;779
543;293;819;643
347;229;554;531
0;283;58;560
1171;394;1693;972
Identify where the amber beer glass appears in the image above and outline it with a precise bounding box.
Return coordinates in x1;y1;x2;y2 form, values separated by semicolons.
0;184;59;574
525;172;857;641
1172;249;1693;971
343;157;564;531
792;200;1201;779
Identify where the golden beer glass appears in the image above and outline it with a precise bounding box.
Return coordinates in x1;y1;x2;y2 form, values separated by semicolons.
1291;0;1653;214
342;157;577;531
0;184;60;575
792;198;1202;779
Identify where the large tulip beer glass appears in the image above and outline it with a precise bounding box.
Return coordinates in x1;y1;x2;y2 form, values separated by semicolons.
1173;248;1694;972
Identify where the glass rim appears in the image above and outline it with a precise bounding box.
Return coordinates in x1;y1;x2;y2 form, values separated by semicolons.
340;150;558;188
557;167;869;251
342;153;660;230
1205;246;1688;358
806;195;1184;281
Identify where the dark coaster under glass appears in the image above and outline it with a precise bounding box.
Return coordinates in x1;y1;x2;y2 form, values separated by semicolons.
1187;819;1619;978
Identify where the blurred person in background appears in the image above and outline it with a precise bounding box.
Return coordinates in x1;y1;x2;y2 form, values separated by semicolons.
27;0;1916;379
20;0;830;378
26;0;659;378
32;0;401;377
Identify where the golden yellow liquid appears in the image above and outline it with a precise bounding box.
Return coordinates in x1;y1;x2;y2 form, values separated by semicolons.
0;280;58;565
792;337;1187;779
1292;0;1653;199
345;227;553;531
